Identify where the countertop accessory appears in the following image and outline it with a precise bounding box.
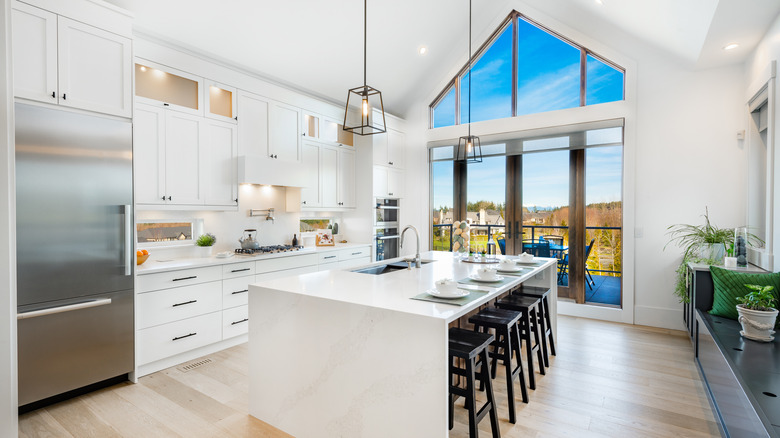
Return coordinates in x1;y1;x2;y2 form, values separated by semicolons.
239;229;260;250
343;0;386;136
136;253;149;265
316;231;335;246
249;208;275;223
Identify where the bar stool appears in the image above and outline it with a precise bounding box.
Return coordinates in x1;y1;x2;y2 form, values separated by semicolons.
495;295;545;390
468;307;529;424
449;327;501;438
515;286;556;366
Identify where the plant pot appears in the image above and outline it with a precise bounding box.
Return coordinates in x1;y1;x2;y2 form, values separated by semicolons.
699;243;725;262
736;304;778;342
195;245;214;258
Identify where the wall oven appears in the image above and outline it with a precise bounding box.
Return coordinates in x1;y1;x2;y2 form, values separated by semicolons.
374;198;399;261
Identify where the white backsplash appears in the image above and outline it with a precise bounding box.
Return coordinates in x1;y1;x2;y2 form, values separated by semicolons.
136;184;344;256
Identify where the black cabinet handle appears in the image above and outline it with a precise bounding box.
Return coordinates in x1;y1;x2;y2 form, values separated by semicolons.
234;116;238;121
163;103;170;106
389;161;393;165
231;268;251;273
234;198;238;203
62;93;66;100
389;192;393;196
351;252;362;256
167;196;172;201
302;201;307;205
51;91;55;98
172;300;197;307
161;196;166;201
172;332;196;341
231;289;249;295
231;318;248;325
172;275;197;282
324;255;336;259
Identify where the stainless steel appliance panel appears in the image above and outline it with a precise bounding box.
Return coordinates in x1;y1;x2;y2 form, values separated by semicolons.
17;289;134;406
375;227;400;261
15;103;133;306
375;198;399;226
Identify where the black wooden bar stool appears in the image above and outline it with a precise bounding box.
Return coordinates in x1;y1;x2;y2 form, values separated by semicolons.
513;286;556;367
494;295;545;390
468;307;529;424
449;327;501;438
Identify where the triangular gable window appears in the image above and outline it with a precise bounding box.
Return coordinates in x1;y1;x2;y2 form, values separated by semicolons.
431;11;624;129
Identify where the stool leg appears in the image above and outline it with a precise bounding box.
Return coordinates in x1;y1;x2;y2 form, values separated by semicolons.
480;349;501;438
543;297;556;356
449;356;455;430
531;307;546;377
466;357;478;438
537;305;550;368
511;324;529;404
521;315;536;390
502;326;516;424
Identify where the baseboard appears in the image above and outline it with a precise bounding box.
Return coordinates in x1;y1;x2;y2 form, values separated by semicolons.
634;305;686;331
136;334;247;377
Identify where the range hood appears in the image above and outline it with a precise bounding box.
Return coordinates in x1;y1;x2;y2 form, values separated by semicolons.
238;155;306;187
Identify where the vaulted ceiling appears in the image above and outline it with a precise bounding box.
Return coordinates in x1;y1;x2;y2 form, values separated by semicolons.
106;0;780;118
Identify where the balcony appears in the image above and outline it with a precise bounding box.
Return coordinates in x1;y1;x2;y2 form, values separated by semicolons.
432;223;621;306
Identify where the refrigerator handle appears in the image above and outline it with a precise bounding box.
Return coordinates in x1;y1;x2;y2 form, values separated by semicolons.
124;205;132;276
17;298;113;320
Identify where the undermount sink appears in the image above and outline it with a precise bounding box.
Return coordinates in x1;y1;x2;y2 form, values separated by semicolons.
351;260;435;275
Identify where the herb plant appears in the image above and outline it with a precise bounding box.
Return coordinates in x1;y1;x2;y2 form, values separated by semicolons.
737;284;777;311
196;233;216;247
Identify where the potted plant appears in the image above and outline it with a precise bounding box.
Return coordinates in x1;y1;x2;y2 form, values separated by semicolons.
195;233;216;257
665;208;762;302
736;284;778;342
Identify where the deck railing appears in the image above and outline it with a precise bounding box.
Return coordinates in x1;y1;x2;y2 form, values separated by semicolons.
432;223;622;277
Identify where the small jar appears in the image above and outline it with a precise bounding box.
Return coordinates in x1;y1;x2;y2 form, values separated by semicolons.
734;227;748;267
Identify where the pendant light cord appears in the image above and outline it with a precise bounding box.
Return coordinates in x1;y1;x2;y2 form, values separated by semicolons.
364;0;367;87
467;0;472;137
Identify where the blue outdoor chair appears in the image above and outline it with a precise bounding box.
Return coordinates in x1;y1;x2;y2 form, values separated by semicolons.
558;238;596;289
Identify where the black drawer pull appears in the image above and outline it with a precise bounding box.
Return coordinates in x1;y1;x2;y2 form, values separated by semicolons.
352;252;362;256
172;332;196;341
231;268;251;273
172;276;197;282
172;300;197;307
231;289;249;295
324;255;336;259
231;318;249;325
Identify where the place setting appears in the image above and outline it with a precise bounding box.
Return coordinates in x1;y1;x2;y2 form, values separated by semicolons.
410;278;490;306
510;252;545;267
495;258;534;276
456;267;518;287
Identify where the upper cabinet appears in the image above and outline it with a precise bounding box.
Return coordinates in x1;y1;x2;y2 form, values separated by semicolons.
269;102;301;162
12;1;132;118
372;129;405;169
236;89;269;157
205;80;237;124
236;92;301;163
302;111;354;147
135;61;203;116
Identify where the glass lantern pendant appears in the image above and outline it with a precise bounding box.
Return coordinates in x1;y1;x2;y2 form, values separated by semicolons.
343;0;386;136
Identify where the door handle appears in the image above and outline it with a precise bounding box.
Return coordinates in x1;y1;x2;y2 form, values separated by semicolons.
17;298;112;320
515;221;520;239
123;205;132;276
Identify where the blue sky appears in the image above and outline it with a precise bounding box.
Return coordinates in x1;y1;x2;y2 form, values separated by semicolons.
431;16;624;211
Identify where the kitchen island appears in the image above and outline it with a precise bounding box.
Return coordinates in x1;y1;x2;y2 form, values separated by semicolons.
248;251;558;437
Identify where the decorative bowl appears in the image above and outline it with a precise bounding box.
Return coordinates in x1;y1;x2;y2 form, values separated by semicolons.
137;253;150;265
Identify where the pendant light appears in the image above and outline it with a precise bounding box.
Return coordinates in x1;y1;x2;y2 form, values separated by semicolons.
343;0;386;136
456;0;482;163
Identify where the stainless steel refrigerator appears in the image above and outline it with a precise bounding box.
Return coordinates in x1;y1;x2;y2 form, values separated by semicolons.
15;103;134;408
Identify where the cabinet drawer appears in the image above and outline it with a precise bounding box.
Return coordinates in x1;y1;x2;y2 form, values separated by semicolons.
318;252;340;264
222;261;255;279
137;312;222;365
339;247;370;260
137;265;222;293
338;257;371;270
137;281;221;329
255;265;318;283
223;276;251;309
223;305;248;339
256;253;317;274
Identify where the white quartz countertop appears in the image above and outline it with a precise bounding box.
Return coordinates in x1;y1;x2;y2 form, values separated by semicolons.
136;242;371;275
251;251;556;323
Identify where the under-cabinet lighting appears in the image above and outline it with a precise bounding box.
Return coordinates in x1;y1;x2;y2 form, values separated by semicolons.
723;43;739;51
140;66;147;72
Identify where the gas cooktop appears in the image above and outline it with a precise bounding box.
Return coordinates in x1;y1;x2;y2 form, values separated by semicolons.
234;245;306;255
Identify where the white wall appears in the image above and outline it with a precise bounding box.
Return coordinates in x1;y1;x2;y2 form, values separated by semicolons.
402;0;750;330
0;0;17;433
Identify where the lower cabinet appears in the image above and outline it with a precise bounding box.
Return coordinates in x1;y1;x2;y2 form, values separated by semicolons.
137;312;222;365
317;246;371;271
222;305;249;339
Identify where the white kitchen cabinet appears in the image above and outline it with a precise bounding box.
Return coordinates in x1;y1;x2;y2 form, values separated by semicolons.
11;2;57;104
135;60;203;116
269;102;301;162
338;148;356;208
300;142;321;208
165;111;204;205
372;129;405;169
223;305;249;339
236;90;270;156
320;146;339;208
12;2;132;118
203;120;238;206
317;246;371;271
373;165;403;198
134;104;166;205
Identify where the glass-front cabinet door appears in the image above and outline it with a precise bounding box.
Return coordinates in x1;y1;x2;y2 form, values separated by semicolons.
205;80;237;123
134;60;203;115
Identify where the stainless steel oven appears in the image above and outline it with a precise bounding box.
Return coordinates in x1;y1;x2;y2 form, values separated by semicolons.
375;198;399;226
375;227;399;261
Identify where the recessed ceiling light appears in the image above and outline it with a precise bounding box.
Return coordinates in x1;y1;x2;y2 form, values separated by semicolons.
723;43;739;51
595;0;604;5
418;46;428;55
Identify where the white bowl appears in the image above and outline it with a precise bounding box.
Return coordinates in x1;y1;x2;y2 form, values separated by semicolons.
435;279;458;294
476;268;498;280
498;259;516;269
517;253;534;263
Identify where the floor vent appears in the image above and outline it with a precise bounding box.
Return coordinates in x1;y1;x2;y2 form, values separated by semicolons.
176;358;213;373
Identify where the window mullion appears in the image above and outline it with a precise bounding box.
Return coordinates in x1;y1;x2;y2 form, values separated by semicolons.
511;13;519;118
580;49;587;107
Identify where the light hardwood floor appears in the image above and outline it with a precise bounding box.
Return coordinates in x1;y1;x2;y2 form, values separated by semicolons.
18;316;720;438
